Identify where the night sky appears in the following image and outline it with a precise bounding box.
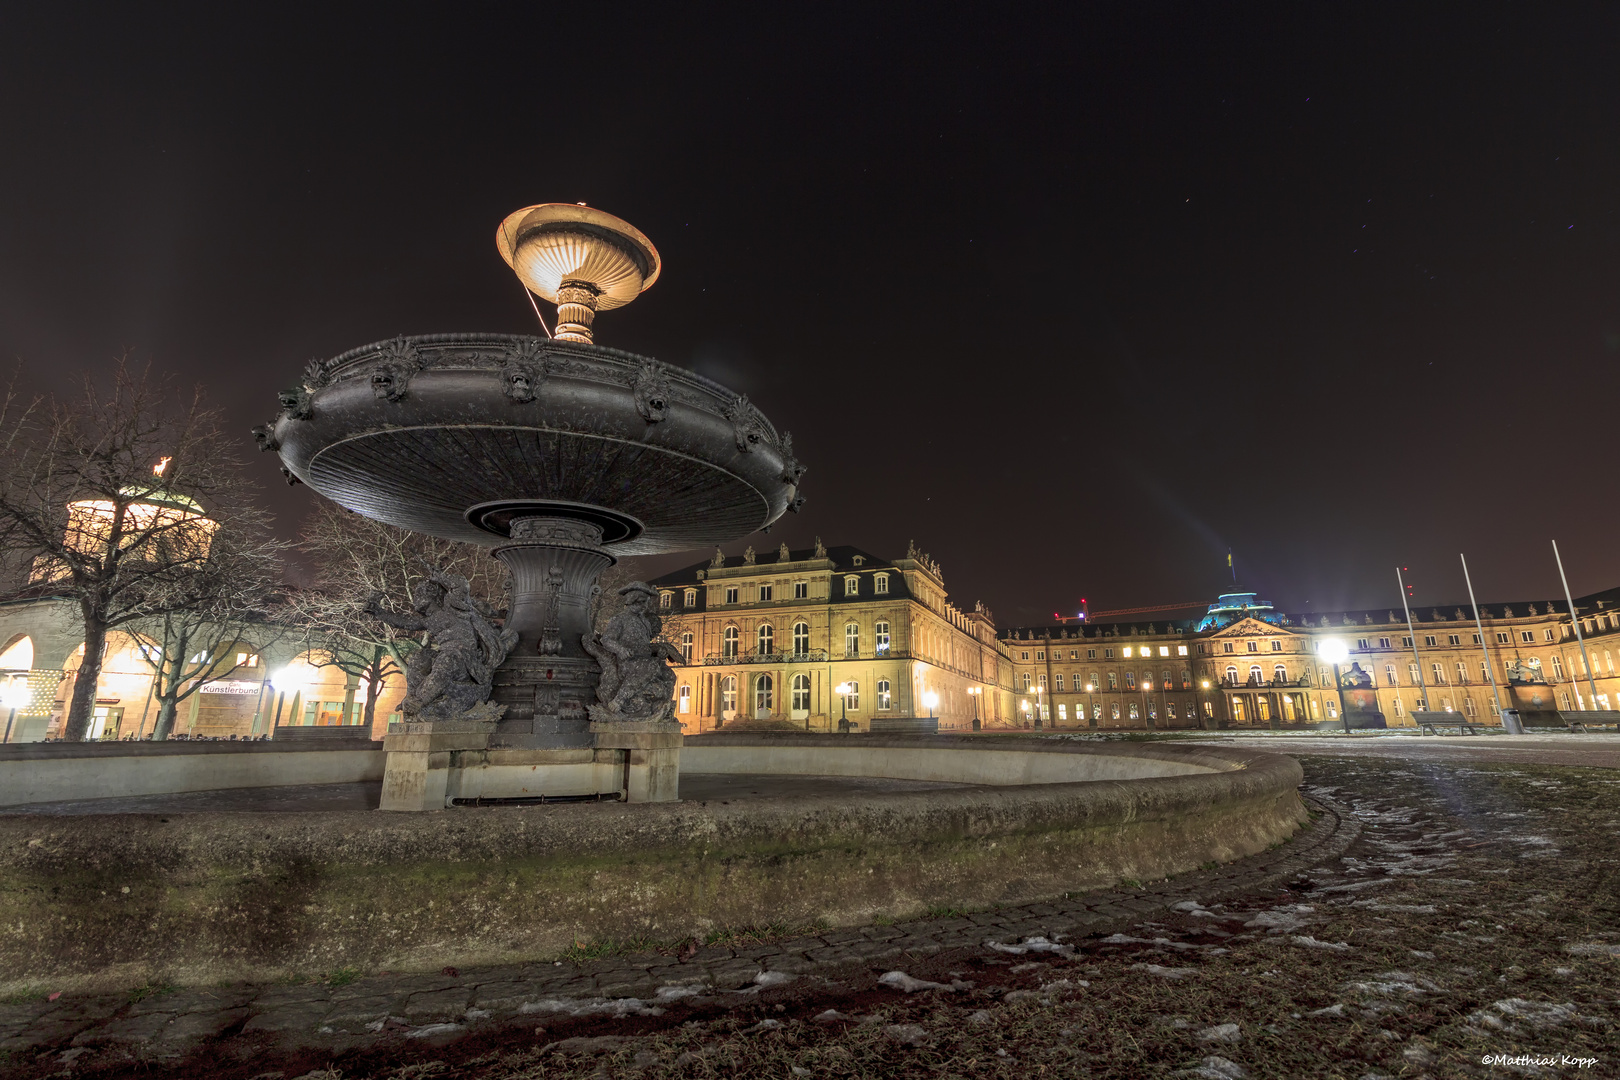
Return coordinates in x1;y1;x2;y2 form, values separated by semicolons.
3;3;1617;625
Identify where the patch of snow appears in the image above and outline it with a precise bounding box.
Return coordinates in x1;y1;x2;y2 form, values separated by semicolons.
1171;1055;1248;1079
653;983;705;1003
1131;963;1198;980
405;1022;464;1038
519;997;664;1018
742;1018;783;1033
884;1023;932;1047
1307;1004;1346;1018
813;1009;855;1023
1196;1023;1241;1044
753;970;797;989
1290;936;1353;951
878;971;952;993
1567;942;1620;957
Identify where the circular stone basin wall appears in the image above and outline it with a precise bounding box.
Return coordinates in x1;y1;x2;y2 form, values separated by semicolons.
0;736;1304;992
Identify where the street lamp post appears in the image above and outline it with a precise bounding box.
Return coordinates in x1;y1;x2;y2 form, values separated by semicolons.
1033;684;1044;730
1200;679;1213;730
922;690;939;727
1140;679;1153;730
1319;638;1351;735
1085;683;1097;729
967;685;981;731
835;681;852;734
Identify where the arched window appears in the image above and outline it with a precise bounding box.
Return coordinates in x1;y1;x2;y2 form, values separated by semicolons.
1385;663;1396;685
846;680;860;710
1551;655;1565;679
845;623;860;656
1054;673;1064;690
1022;672;1032;690
844;576;859;596
684;588;697;607
1108;671;1118;689
877;679;891;710
680;632;693;664
660;592;672;609
1409;662;1421;683
1161;669;1171;688
1274;663;1287;684
1124;671;1137;689
1089;671;1100;690
720;675;736;714
1111;702;1120;720
792;622;810;656
1180;669;1190;688
722;626;739;658
1248;665;1262;685
1431;662;1445;685
757;624;774;655
791;673;811;712
678;685;691;713
755;673;774;714
1224;665;1238;685
875;621;891;654
1129;702;1139;720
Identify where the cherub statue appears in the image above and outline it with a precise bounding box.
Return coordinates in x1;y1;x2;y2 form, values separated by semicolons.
582;582;683;723
366;565;518;721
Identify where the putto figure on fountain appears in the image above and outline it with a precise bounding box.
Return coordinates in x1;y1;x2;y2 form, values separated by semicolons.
582;582;683;724
366;567;519;723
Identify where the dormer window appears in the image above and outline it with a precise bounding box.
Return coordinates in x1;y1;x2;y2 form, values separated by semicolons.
874;573;889;595
852;555;865;567
684;588;697;607
660;592;672;609
844;576;859;596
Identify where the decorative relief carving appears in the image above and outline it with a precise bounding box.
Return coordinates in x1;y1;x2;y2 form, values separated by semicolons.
581;582;682;724
280;465;302;486
251;424;279;453
500;338;546;403
276;386;312;420
538;564;564;657
370;337;423;402
722;394;766;452
778;431;806;484
302;358;334;391
631;361;673;423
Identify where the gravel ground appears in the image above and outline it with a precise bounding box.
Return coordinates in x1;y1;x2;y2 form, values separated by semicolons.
3;748;1616;1079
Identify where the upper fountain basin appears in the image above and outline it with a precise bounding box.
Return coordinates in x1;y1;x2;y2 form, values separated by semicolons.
270;334;802;554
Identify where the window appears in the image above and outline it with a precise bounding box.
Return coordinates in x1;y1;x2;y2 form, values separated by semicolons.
1089;671;1100;689
1055;674;1065;690
1402;636;1413;647
792;622;810;656
1392;696;1402;716
852;555;865;566
681;632;693;664
1559;690;1571;710
1424;635;1436;648
1107;671;1118;689
1105;648;1115;659
720;676;737;714
1327;699;1338;719
1158;646;1170;657
1075;671;1085;690
1520;631;1535;644
757;624;774;655
1431;662;1444;684
660;592;672;609
758;584;774;602
1038;673;1048;690
1058;704;1068;721
725;587;739;604
1111;702;1120;720
1249;665;1263;685
845;680;859;710
1472;634;1482;645
877;679;891;710
1378;637;1391;648
678;685;691;713
1124;671;1137;689
1480;661;1490;682
1551;656;1564;679
874;573;889;594
1021;651;1030;660
844;576;859;596
1225;665;1238;684
722;626;739;658
1199;644;1209;655
1545;628;1556;642
845;623;860;656
1356;638;1370;650
685;588;698;607
1464;697;1476;716
1274;663;1287;683
1037;650;1046;661
1247;641;1258;652
1070;650;1079;659
1448;634;1461;646
755;674;774;713
1087;649;1097;659
1409;662;1421;683
1123;647;1133;658
1496;632;1510;644
190;649;211;664
794;581;809;599
1022;673;1032;690
235;652;259;668
1180;669;1190;688
1129;702;1140;720
1166;701;1176;720
791;674;810;712
1177;645;1188;656
1455;661;1466;684
1270;640;1282;652
1223;642;1234;654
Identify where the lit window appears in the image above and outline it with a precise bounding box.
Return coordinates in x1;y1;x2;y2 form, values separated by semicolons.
1158;646;1170;657
845;576;859;596
1176;645;1188;656
792;622;810;656
190;650;210;664
1123;646;1134;658
845;680;859;710
877;679;891;710
1058;704;1068;721
791;674;810;712
236;652;259;668
1107;671;1118;689
755;673;774;713
1125;671;1136;689
678;685;691;713
874;573;889;594
875;621;890;654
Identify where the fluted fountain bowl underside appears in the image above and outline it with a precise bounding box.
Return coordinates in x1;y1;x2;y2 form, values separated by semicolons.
272;334;801;553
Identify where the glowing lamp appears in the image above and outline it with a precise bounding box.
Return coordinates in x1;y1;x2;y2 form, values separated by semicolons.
496;204;661;344
1318;638;1349;665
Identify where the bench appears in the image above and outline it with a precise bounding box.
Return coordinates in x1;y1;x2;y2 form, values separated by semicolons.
1419;719;1480;736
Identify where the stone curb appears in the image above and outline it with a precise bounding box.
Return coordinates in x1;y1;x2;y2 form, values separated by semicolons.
1;792;1359;1064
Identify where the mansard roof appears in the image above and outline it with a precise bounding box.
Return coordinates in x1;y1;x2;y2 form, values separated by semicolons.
649;545;894;584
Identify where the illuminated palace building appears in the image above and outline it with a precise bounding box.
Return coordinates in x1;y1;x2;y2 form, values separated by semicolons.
654;541;1620;732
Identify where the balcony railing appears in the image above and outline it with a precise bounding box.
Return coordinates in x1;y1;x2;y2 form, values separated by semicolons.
702;650;830;666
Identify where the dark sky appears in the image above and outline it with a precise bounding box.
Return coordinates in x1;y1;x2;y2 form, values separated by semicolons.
3;3;1617;625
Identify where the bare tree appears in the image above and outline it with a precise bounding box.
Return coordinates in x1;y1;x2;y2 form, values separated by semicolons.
292;500;507;729
0;358;283;741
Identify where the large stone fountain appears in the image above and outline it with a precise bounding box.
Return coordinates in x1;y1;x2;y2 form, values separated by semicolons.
263;204;804;809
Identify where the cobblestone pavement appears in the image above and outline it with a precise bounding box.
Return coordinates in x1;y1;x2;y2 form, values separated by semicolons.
3;742;1615;1078
1186;732;1620;770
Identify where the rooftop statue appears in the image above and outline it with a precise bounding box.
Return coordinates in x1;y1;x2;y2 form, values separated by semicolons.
366;566;518;722
583;582;683;724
